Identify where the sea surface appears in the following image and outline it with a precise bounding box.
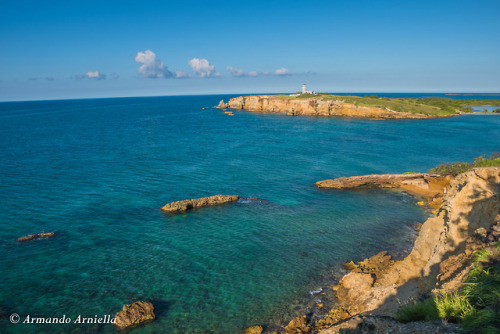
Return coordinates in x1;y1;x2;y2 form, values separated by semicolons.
0;94;499;333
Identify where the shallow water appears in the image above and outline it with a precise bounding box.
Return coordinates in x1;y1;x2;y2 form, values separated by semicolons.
0;95;499;333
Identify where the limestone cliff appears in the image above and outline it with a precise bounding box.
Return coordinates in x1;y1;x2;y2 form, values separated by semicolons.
279;167;499;334
330;167;500;315
216;95;442;119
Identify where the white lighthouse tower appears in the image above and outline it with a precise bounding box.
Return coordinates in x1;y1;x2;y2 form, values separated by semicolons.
302;83;307;94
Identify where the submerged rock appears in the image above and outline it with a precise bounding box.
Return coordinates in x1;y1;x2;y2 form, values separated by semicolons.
161;195;239;214
114;301;155;330
17;232;55;242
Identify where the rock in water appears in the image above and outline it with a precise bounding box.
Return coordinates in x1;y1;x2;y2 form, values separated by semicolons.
17;232;55;242
244;325;263;334
161;195;239;214
114;301;155;330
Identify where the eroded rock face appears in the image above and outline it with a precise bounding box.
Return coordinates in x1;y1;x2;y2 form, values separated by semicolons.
333;167;500;315
17;232;55;242
215;95;446;119
114;301;155;330
161;195;239;214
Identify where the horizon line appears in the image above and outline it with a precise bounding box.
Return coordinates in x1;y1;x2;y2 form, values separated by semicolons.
2;91;500;104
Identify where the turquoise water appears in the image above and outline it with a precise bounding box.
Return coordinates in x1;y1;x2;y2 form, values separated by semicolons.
0;95;499;333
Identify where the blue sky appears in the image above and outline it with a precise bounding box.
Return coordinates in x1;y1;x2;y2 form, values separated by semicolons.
1;0;499;101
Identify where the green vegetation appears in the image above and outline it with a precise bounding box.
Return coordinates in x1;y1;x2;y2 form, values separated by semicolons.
396;243;500;333
275;93;500;116
428;153;500;176
494;108;500;113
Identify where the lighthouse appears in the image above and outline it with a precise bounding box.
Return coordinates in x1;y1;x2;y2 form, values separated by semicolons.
302;83;307;94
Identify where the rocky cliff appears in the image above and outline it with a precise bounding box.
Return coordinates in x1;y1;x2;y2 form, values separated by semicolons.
276;167;500;334
216;95;442;119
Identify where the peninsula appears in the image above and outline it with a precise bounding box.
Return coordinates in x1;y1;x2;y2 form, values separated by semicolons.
216;93;500;120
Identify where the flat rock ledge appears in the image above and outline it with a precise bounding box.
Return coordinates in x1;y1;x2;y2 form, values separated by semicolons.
315;173;453;211
114;301;155;330
161;195;239;214
17;232;55;242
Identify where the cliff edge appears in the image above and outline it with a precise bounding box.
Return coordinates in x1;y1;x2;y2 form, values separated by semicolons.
275;167;500;334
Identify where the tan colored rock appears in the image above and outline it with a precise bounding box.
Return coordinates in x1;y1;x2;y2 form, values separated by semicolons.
17;232;55;242
351;251;393;275
315;173;452;198
114;301;155;330
161;195;239;214
335;272;374;308
437;253;469;281
244;325;263;334
284;315;311;333
215;95;451;119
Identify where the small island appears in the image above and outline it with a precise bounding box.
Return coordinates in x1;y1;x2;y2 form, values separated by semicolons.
216;86;500;120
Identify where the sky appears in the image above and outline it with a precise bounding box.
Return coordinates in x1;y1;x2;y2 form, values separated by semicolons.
0;0;499;101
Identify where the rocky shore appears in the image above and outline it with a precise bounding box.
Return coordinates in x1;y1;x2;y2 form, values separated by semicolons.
250;167;499;333
216;96;449;119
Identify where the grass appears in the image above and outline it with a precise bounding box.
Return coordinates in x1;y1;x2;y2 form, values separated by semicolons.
273;93;500;116
395;243;500;333
428;153;500;176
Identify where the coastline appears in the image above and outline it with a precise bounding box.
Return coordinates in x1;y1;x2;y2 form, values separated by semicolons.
216;95;459;120
253;167;500;333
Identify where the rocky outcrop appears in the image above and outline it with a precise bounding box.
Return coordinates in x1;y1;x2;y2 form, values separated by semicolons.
114;301;155;330
17;232;55;242
315;173;453;210
271;167;499;334
244;325;263;334
161;195;239;214
216;96;443;119
331;167;500;316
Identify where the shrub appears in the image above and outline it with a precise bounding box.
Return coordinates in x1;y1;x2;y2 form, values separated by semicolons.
428;153;500;176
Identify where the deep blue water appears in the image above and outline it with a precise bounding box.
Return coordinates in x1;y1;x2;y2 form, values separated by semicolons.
0;94;499;333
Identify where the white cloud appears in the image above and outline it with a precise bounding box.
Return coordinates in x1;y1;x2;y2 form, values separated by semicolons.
85;71;106;80
188;58;219;78
227;66;259;77
73;71;106;80
135;50;173;78
274;67;291;76
174;71;190;78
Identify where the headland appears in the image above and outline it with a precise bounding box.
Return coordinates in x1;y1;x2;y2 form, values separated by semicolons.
216;93;500;120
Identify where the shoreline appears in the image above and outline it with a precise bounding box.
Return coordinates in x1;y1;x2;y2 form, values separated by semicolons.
251;167;500;333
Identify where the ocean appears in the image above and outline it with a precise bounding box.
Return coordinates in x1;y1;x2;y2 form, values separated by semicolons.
0;94;499;333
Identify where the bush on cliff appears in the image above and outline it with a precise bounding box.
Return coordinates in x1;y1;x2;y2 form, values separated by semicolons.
428;153;500;176
396;243;500;333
